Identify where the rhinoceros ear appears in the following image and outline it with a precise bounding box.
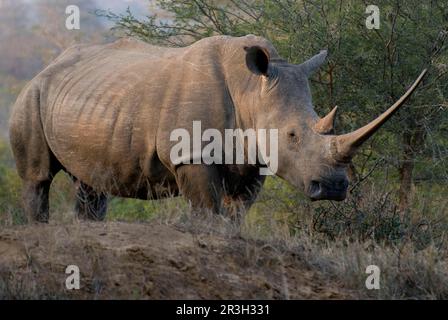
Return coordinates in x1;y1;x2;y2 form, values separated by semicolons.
244;46;270;76
300;50;327;77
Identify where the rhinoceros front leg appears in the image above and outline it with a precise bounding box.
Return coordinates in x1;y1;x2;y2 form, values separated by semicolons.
222;169;266;221
175;164;225;215
74;182;108;221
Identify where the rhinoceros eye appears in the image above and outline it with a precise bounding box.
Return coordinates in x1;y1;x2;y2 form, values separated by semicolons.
287;130;300;146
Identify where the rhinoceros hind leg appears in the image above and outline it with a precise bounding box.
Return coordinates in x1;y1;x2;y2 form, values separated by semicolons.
75;182;108;221
9;83;61;222
22;180;52;223
175;164;224;215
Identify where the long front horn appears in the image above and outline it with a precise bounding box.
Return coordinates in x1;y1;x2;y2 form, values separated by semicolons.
333;69;427;162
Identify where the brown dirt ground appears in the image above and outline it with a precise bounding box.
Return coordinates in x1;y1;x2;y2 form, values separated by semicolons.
0;221;354;299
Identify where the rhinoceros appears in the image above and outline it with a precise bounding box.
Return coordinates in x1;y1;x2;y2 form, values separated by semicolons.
9;35;426;222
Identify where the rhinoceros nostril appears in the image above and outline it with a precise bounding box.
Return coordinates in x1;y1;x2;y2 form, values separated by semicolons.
309;180;322;199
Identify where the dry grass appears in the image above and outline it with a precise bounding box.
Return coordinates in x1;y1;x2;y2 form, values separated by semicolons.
1;161;448;299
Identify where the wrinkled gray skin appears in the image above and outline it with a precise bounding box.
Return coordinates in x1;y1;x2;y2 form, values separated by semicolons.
8;35;415;222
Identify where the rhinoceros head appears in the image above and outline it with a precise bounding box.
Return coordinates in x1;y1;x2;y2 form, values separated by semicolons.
243;45;426;201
